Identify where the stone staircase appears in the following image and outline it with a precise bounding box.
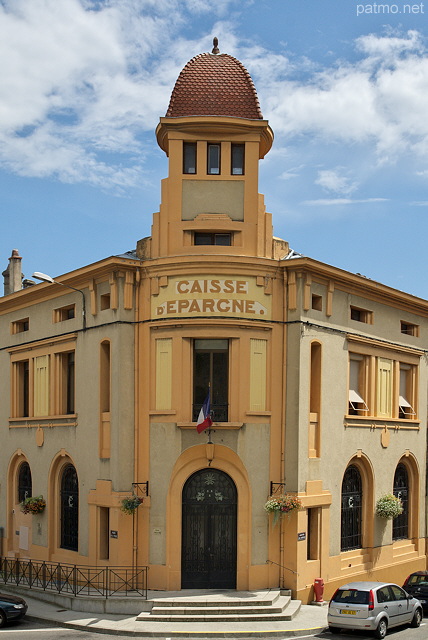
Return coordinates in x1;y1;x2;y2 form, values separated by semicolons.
136;589;301;623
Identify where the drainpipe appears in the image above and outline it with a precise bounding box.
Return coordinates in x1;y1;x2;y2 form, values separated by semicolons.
279;269;288;588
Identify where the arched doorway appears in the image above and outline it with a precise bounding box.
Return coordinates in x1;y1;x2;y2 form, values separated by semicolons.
182;468;237;589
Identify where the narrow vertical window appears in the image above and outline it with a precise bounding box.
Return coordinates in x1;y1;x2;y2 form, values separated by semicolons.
393;464;409;540
309;342;321;457
18;462;32;503
193;339;228;422
399;364;416;418
99;341;111;459
183;142;197;174
15;360;30;417
100;341;111;413
341;465;362;551
66;352;75;414
99;507;110;560
231;143;244;175
307;508;320;560
348;354;369;415
207;144;220;175
60;464;79;551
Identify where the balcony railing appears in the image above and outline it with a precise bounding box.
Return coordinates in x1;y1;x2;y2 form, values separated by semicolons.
192;403;228;423
0;557;148;599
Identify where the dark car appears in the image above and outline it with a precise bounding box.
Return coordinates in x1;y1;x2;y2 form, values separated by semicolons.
0;592;28;627
403;571;428;612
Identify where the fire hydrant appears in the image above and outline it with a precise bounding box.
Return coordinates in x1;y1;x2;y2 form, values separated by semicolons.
314;578;324;603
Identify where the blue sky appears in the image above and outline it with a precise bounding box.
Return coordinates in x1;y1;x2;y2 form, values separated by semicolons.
1;0;428;299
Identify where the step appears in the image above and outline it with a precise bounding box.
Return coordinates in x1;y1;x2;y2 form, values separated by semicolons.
139;601;301;623
149;589;284;608
150;596;290;617
136;593;302;623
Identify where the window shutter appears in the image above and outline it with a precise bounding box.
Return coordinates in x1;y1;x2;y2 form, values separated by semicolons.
34;355;49;416
377;358;392;417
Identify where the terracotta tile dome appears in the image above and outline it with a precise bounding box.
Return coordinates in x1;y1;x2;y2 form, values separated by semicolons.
166;47;263;120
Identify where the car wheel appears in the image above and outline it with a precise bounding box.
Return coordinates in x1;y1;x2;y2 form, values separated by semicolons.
0;610;7;628
374;617;387;639
410;608;422;628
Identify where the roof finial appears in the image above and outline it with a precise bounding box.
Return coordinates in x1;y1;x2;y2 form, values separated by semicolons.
212;37;219;54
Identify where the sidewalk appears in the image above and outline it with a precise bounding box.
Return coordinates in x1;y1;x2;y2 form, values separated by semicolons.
18;590;329;637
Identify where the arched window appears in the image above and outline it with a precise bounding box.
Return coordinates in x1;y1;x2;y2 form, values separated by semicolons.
17;461;32;503
341;465;362;551
60;464;79;551
393;463;409;540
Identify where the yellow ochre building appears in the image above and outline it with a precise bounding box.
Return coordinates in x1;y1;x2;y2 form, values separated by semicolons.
1;41;427;604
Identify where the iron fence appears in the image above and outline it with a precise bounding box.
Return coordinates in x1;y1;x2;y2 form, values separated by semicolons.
0;557;148;599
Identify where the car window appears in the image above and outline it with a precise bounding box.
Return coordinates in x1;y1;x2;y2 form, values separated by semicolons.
334;589;370;604
377;587;393;603
409;575;428;586
389;585;407;601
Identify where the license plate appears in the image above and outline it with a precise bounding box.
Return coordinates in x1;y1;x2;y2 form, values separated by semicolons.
341;609;356;615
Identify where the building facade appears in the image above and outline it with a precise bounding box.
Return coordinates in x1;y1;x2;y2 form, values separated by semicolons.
0;44;427;603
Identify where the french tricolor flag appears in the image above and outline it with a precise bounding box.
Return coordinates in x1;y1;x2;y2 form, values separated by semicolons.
196;390;213;434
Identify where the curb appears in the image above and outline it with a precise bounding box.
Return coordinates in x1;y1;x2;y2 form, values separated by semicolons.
25;614;328;637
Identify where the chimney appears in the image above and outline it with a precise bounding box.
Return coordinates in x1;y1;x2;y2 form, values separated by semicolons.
2;249;23;295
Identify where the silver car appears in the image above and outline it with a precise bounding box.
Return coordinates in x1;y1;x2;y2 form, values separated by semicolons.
327;581;423;638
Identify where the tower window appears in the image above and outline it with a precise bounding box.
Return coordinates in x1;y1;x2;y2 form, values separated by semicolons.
207;144;220;175
183;142;196;174
231;144;244;175
194;233;231;246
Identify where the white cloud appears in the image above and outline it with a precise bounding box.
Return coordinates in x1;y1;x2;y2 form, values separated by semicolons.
259;30;428;165
315;169;357;195
0;0;239;189
279;164;305;181
1;1;428;198
302;198;388;206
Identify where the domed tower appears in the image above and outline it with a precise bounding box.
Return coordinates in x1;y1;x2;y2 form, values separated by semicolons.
151;39;274;259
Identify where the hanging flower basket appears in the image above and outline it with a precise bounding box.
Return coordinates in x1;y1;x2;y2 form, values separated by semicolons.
375;494;403;520
264;494;302;525
120;495;143;515
20;495;46;515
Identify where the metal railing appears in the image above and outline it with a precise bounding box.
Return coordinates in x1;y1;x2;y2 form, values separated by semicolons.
192;403;228;423
0;557;148;599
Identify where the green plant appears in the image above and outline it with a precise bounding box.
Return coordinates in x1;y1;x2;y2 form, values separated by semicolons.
264;494;302;525
375;494;403;520
120;495;143;515
20;495;46;515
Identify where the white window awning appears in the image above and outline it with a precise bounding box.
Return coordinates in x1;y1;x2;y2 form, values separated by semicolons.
349;389;369;411
399;395;416;416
